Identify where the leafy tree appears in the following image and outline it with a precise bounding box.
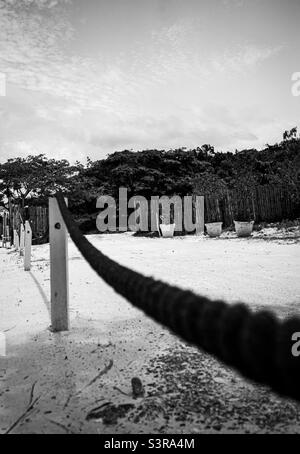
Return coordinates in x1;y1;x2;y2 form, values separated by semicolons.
193;172;227;198
0;154;75;208
283;127;297;141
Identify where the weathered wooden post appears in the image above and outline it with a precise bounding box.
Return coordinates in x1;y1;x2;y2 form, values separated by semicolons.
24;221;32;271
6;226;11;248
2;213;7;248
49;197;69;332
15;230;19;251
19;224;25;256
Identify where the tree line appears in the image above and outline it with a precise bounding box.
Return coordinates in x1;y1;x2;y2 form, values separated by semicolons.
0;128;299;228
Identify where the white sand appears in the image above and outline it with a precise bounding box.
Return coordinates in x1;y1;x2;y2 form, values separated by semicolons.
1;232;300;433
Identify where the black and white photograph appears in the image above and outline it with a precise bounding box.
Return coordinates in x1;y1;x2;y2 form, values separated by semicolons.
0;0;300;438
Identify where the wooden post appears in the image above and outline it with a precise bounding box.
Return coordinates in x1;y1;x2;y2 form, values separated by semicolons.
15;231;19;251
20;224;25;256
49;198;69;332
24;221;32;271
6;226;11;248
3;213;7;248
2;213;6;248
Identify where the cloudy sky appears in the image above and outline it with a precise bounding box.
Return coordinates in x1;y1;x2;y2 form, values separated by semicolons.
0;0;299;162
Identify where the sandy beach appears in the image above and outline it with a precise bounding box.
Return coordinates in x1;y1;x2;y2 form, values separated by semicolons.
1;230;300;434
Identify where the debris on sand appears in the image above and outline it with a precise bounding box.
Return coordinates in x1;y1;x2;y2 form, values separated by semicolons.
86;403;134;425
131;377;145;399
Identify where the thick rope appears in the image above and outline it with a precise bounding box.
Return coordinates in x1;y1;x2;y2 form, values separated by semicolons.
56;193;300;402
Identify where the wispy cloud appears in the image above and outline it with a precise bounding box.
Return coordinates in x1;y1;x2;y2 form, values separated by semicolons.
0;0;297;162
210;44;284;73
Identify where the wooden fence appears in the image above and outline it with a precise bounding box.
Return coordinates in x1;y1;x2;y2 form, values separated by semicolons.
0;205;49;242
1;185;299;241
28;206;48;240
132;185;299;232
137;185;299;232
204;185;300;227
